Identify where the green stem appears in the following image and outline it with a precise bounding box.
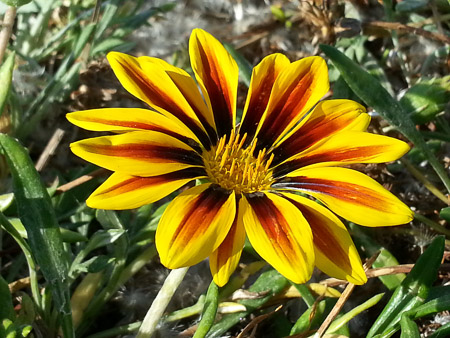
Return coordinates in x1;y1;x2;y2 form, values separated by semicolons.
137;267;189;338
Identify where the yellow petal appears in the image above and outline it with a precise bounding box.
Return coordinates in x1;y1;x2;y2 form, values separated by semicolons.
138;56;218;142
240;192;314;284
210;213;246;287
282;193;366;284
274;131;410;177
255;56;329;150
70;130;203;176
106;52;212;148
240;53;290;143
66;108;201;146
272;99;369;166
156;184;236;268
86;168;206;210
189;28;238;137
277;167;413;226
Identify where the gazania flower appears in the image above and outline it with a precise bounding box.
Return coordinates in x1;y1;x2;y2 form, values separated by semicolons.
68;29;413;287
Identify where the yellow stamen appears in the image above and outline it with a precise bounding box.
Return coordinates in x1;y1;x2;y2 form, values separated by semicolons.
203;133;274;194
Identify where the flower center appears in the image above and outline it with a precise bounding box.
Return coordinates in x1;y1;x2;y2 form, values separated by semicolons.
203;131;274;194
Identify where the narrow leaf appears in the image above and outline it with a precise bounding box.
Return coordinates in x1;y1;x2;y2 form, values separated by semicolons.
367;236;444;337
0;276;15;321
0;52;15;116
0;134;74;338
320;44;450;192
224;42;252;88
206;269;289;338
194;281;219;338
327;293;385;334
400;315;420;338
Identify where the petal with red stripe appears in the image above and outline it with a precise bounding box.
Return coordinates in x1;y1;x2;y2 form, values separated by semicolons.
156;184;236;268
282;193;366;284
240;192;314;284
189;28;238;137
272;99;369;166
210;206;246;287
86;168;207;210
255;56;329;150
273;131;410;177
274;167;413;227
107;52;211;148
70;130;203;176
66;108;201;150
138;57;218;143
239;53;290;143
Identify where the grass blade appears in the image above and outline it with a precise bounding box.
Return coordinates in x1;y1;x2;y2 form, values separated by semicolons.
206;269;289;338
0;134;74;338
0;51;14;116
367;236;444;337
193;281;219;338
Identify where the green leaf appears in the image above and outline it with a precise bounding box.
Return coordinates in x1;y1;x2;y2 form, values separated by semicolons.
91;38;126;55
396;0;430;12
439;207;450;223
0;193;14;211
405;293;450;320
193;281;219;338
290;298;337;335
327;293;385;334
0;134;74;338
206;269;289;338
0;0;31;6
224;43;252;88
0;276;15;321
320;44;450;193
0;52;15;116
400;315;420;338
400;77;450;125
430;322;450;338
367;236;445;337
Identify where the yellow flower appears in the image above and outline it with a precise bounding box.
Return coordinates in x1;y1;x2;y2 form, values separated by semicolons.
67;29;413;287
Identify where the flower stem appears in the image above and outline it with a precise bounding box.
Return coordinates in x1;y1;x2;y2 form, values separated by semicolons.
137;267;189;338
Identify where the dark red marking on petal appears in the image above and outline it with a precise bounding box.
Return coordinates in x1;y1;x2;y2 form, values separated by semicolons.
212;213;239;267
245;193;296;258
97;167;207;196
273;145;391;178
240;63;279;146
166;70;219;145
273;176;391;212
115;58;212;149
170;185;232;246
81;117;203;153
284;196;352;273
81;143;204;166
271;112;358;166
256;72;313;151
196;40;234;137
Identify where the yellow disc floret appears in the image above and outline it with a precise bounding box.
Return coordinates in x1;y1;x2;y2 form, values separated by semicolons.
203;131;274;194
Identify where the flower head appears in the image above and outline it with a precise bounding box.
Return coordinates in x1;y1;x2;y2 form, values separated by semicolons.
68;29;413;286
